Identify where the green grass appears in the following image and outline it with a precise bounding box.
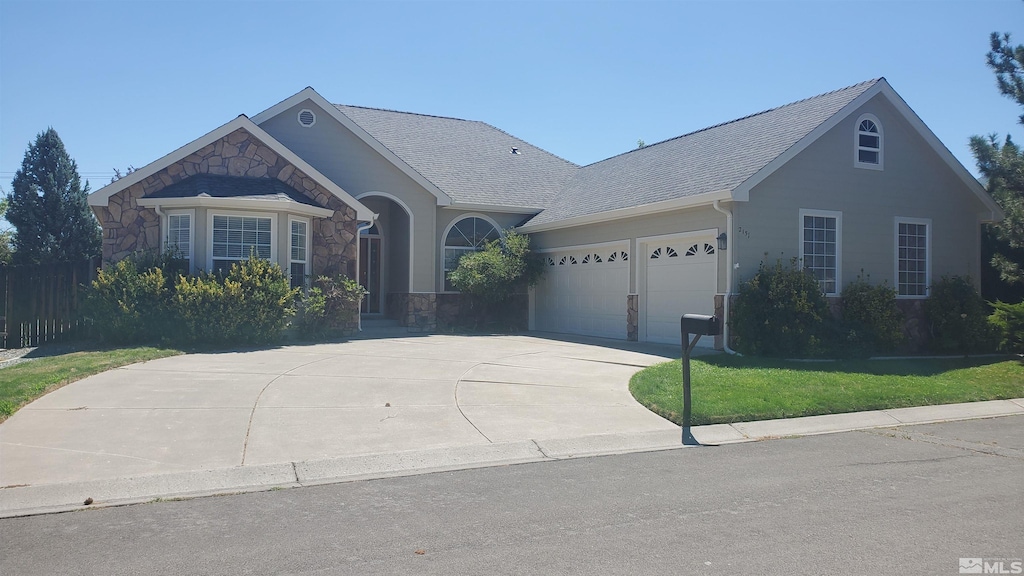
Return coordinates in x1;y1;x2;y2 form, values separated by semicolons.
0;346;183;422
629;354;1024;426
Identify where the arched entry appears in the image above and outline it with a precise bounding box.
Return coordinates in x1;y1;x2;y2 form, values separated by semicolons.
355;192;413;318
359;222;383;313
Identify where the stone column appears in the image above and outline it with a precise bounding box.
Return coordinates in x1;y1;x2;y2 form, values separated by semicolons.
627;294;639;341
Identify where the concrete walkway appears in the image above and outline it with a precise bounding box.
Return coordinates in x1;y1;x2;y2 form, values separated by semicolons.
1;332;1022;518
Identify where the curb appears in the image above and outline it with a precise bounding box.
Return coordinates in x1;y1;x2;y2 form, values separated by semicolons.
2;399;1022;518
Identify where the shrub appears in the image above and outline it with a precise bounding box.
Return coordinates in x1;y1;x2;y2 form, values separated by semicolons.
731;259;833;357
171;272;240;344
840;276;905;355
297;275;366;337
447;229;544;305
924;276;995;355
171;255;297;345
82;258;168;343
989;300;1024;354
226;254;297;342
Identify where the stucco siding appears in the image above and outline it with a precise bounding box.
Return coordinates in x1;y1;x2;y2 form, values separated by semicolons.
734;94;986;294
259;101;438;291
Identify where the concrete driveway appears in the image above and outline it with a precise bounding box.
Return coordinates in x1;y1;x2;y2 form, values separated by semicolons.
0;334;681;488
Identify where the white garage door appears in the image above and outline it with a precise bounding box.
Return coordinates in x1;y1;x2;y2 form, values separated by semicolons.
533;247;629;339
644;238;718;346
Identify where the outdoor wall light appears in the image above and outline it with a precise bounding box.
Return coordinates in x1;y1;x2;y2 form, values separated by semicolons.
717;232;727;251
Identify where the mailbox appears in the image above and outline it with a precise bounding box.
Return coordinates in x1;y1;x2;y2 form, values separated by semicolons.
680;314;721;337
678;313;720;446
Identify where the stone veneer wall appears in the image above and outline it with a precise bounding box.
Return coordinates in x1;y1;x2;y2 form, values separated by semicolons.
91;128;359;278
436;293;528;331
626;294;638;342
713;294;725;350
387;292;437;332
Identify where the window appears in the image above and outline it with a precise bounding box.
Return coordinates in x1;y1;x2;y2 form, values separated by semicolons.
165;211;193;273
211;214;273;274
443;216;499;291
855;114;882;169
896;218;930;297
800;209;841;295
290;218;308;289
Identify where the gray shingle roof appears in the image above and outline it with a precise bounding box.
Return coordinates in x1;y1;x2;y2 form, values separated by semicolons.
145;174;322;207
525;79;880;227
334;105;579;210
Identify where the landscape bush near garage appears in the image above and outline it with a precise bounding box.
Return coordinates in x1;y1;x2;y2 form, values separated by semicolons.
729;261;1007;358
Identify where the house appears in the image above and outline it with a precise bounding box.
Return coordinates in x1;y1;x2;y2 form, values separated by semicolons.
87;78;1003;349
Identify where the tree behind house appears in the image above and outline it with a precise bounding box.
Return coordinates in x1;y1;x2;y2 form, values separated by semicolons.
971;30;1024;291
6;128;101;264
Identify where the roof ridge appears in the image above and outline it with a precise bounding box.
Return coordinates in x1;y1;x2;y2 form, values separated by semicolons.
579;78;882;168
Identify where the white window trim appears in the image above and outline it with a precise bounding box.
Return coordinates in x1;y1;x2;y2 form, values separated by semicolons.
206;210;278;272
439;213;502;293
162;208;195;273
798;208;843;296
894;217;931;299
288;215;311;288
854;113;883;171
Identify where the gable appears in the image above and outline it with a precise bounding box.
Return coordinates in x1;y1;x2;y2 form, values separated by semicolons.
88;122;370;270
732;81;1002;221
88;116;373;222
252;89;452;206
256;99;447;210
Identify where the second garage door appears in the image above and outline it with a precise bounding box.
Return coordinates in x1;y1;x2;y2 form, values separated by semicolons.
533;246;629;339
644;237;718;345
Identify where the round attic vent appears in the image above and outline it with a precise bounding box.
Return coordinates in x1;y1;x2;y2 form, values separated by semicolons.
297;109;316;127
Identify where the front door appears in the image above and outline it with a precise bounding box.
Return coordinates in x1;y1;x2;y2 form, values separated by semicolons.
359;235;381;313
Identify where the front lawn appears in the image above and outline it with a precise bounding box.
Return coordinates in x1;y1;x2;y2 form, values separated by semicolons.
629;354;1024;426
0;346;183;421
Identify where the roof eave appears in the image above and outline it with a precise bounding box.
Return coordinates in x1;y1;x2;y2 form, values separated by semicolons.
137;196;335;218
518;190;734;233
443;202;543;215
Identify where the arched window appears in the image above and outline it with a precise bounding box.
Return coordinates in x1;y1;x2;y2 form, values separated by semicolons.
855;114;882;169
443;216;499;291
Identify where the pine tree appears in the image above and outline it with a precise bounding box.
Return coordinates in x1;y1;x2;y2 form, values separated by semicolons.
971;31;1024;288
0;197;12;264
5;128;101;264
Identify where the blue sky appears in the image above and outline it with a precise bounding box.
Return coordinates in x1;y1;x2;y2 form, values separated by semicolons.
1;0;1022;213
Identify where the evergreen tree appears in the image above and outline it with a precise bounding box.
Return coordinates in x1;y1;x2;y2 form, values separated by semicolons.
5;128;101;264
971;31;1024;289
0;197;12;264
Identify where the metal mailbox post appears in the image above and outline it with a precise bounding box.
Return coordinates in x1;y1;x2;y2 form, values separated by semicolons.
680;314;721;445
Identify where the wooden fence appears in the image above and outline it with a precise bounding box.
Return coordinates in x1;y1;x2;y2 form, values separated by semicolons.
0;257;101;349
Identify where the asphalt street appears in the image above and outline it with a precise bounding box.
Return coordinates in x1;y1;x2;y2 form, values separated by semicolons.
2;415;1022;576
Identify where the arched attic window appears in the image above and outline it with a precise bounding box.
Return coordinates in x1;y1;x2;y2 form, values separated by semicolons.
443;216;499;291
855;114;883;170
